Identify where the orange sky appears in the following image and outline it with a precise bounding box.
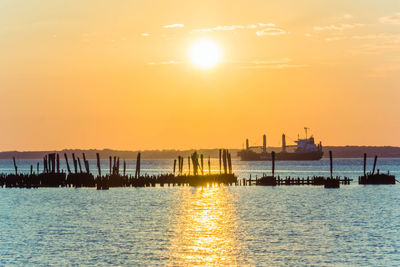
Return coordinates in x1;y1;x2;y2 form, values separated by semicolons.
1;0;400;150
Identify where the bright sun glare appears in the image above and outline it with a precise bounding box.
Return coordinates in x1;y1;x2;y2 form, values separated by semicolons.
189;39;221;69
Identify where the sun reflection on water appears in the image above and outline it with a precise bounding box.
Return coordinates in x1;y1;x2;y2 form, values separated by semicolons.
169;184;243;265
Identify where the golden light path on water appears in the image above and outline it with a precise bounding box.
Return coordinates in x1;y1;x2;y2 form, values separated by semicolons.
168;185;244;265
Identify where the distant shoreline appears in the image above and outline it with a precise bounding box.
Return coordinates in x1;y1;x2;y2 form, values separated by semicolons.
1;146;400;159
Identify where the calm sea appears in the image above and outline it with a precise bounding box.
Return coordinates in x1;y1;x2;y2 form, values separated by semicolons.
0;158;399;265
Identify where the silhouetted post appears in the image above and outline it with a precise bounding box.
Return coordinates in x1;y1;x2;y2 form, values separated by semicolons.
181;157;184;175
96;153;101;176
77;157;83;173
117;157;120;175
227;151;232;174
173;159;177;175
208;156;211;175
113;156;117;174
72;153;77;173
372;155;377;175
272;151;275;177
43;156;47;173
123;160;126;176
12;157;18;175
64;153;71;174
109;156;112;175
56;154;60;173
37;162;39;174
85;160;90;174
135;153;141;178
82;153;89;173
178;156;182;175
363;153;367;176
188;156;191;175
223;150;228;175
329;150;333;178
30;165;33;175
201;154;204;175
49;153;56;173
219;149;222;174
180;157;183;174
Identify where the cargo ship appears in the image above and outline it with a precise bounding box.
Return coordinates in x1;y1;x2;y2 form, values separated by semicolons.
238;128;323;161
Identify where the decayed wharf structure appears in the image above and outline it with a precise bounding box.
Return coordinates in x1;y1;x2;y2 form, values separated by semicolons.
1;150;397;189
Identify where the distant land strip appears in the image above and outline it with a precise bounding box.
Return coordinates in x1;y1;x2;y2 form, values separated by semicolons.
1;146;400;159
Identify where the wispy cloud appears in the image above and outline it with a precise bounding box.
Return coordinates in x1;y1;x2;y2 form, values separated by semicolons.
379;12;400;24
191;23;287;37
141;33;150;37
352;33;400;40
325;36;345;42
192;23;275;33
242;64;308;69
256;27;287;36
163;24;184;28
314;23;363;31
237;58;307;69
353;40;400;54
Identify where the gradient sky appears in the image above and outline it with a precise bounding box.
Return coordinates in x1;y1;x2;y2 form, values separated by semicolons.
1;0;400;150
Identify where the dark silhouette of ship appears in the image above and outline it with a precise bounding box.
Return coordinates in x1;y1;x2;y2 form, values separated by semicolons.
238;128;323;161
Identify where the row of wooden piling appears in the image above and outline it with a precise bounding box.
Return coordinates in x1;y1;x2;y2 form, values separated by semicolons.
2;150;396;189
2;151;238;189
173;149;233;176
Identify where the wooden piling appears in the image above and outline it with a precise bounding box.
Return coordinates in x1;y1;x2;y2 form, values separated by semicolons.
37;162;39;174
363;153;367;176
72;153;78;173
109;156;112;175
227;151;232;174
77;157;83;173
12;157;18;175
272;151;275;177
223;150;228;175
56;154;60;173
219;149;222;174
201;154;204;175
188;156;191;175
83;153;89;173
173;159;177;175
123;160;126;176
208;156;211;175
43;156;47;173
30;165;33;175
135;152;141;178
180;157;183;175
64;153;71;174
329;150;333;178
372;155;377;175
96;153;101;176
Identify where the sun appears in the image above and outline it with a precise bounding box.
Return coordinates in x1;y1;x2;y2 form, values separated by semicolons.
189;39;221;69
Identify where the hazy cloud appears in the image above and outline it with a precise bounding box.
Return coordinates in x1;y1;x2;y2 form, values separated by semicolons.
141;33;150;37
242;64;308;69
238;58;307;69
325;36;345;42
379;12;400;24
314;23;363;31
192;23;275;33
352;33;400;40
256;27;287;36
163;24;184;28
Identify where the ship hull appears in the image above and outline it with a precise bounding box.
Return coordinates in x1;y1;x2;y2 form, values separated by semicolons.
238;150;323;161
